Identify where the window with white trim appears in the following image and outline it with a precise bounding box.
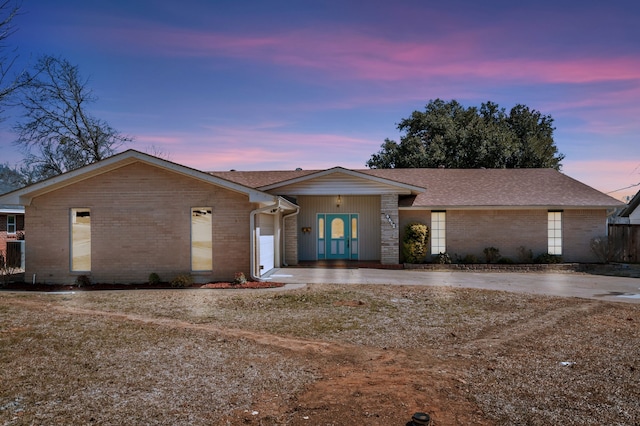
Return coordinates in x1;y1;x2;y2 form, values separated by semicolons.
71;208;91;271
431;211;446;254
548;211;562;255
191;208;213;271
7;215;16;234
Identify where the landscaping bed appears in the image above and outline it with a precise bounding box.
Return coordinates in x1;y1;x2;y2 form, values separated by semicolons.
1;280;285;292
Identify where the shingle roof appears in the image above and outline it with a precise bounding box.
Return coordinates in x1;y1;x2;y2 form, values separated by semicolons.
362;168;623;208
209;167;623;209
209;170;318;188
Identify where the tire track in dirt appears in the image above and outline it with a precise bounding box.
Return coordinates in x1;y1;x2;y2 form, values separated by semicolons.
7;296;492;425
460;300;601;353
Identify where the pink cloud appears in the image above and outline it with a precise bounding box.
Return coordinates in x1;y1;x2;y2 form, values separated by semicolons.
563;159;640;202
132;132;639;203
129;125;379;172
80;19;640;87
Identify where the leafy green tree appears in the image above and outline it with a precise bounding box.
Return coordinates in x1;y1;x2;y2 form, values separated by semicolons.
13;55;130;182
367;99;564;169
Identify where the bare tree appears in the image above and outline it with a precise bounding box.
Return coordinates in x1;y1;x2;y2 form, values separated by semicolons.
14;55;131;182
0;0;25;118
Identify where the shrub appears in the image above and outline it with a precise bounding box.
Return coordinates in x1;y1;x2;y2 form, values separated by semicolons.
497;257;514;264
460;254;479;264
534;253;563;264
516;246;534;263
171;274;193;288
590;236;615;263
434;252;452;264
483;247;501;263
233;272;247;285
148;272;161;285
402;222;429;263
75;274;91;287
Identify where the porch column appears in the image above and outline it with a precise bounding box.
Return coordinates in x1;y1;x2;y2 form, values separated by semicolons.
284;213;298;265
380;193;399;264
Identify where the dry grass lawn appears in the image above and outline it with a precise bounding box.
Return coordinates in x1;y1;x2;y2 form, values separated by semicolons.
1;283;639;425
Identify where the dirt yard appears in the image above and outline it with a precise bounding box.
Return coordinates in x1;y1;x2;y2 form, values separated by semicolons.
1;283;639;425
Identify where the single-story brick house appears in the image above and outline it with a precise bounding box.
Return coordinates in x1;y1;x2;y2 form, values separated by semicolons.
0;150;623;284
0;206;25;269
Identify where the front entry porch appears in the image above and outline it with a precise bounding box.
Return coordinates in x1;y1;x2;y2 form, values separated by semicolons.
296;260;403;269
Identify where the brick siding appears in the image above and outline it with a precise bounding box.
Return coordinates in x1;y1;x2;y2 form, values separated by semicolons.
26;162;255;284
399;208;607;263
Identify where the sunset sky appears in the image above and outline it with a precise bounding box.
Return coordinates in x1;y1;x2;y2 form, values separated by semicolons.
2;0;639;200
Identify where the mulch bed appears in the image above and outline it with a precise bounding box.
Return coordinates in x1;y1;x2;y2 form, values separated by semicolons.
1;281;285;292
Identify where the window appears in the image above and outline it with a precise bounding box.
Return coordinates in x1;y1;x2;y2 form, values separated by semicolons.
318;215;325;257
431;211;446;254
191;208;212;271
7;215;16;234
71;209;91;271
331;217;345;239
318;217;325;239
350;215;358;257
548;211;562;255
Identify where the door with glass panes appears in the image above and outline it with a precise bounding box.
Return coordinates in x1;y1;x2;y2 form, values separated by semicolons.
317;213;358;260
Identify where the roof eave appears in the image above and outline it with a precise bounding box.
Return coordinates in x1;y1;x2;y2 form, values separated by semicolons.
400;204;624;211
259;166;425;194
0;150;277;206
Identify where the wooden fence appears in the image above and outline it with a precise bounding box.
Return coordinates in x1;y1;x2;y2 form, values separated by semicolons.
608;224;640;263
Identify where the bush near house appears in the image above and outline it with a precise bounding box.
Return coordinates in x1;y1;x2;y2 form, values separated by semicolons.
170;274;193;288
534;253;563;264
483;247;501;263
516;246;534;263
402;222;429;263
148;272;162;285
75;274;91;287
453;248;561;265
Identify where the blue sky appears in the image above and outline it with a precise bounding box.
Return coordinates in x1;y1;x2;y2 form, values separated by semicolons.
2;0;639;200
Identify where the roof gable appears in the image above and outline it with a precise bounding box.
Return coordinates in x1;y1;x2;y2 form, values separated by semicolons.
255;167;425;195
0;150;276;206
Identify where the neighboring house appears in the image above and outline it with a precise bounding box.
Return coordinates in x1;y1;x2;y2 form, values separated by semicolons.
617;190;640;225
0;205;25;268
0;150;624;284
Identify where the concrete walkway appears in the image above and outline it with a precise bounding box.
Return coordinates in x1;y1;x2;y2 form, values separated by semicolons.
266;267;640;304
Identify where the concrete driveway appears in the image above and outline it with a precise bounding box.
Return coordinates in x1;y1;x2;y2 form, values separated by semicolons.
266;267;640;304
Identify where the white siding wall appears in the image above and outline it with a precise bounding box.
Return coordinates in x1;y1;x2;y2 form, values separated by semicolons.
257;213;276;273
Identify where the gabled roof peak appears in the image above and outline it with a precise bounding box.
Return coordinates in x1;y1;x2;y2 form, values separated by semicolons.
0;149;277;206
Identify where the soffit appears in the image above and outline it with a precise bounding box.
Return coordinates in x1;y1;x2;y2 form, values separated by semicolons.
263;171;420;195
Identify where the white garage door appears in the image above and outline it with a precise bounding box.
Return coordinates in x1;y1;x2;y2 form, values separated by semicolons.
259;235;275;275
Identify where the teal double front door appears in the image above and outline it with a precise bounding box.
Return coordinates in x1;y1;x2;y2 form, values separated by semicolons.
317;213;358;260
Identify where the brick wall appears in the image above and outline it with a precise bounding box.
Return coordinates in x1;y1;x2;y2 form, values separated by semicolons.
399;208;608;263
563;209;607;262
26;162;255;284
